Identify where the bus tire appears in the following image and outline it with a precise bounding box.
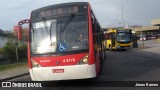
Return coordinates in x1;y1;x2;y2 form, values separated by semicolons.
103;51;106;59
99;59;103;74
98;52;103;74
101;50;105;60
103;45;106;59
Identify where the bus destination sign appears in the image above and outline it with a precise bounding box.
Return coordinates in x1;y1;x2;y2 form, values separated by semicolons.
117;29;131;33
32;6;78;19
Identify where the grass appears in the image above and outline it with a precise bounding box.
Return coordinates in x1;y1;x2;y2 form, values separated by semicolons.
0;62;27;71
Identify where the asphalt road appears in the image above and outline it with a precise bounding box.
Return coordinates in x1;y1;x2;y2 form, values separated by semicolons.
4;40;160;90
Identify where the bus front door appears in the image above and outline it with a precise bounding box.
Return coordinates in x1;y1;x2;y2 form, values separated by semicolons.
111;33;115;48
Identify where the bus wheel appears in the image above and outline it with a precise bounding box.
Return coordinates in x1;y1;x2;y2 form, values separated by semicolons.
99;59;103;74
101;50;105;60
103;45;106;59
109;45;112;51
103;51;106;59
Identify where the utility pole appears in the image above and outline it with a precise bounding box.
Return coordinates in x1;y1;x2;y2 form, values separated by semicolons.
141;29;144;47
121;0;125;27
15;36;19;63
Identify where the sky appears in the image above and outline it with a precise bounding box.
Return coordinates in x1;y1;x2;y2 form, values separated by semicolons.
0;0;160;30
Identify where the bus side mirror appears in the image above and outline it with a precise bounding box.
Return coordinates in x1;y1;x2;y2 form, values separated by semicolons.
14;25;22;40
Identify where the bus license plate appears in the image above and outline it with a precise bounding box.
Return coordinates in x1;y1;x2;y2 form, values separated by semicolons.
53;69;64;73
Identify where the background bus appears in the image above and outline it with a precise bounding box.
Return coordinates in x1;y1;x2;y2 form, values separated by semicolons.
14;2;105;81
104;28;133;50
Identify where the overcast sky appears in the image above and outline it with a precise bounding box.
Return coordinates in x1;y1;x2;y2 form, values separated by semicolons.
0;0;160;30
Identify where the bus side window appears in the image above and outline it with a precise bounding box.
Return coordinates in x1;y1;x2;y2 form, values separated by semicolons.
95;21;101;44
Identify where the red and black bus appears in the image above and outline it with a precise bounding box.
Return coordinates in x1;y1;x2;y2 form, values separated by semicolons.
15;2;105;81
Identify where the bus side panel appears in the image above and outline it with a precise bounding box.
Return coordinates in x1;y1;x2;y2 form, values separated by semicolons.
88;4;95;65
88;4;102;75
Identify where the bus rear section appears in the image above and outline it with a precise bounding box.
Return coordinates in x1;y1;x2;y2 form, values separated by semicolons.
104;29;133;50
24;2;103;81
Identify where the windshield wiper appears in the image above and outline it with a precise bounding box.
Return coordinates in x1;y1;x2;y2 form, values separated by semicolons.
42;17;52;46
42;17;49;33
62;13;75;30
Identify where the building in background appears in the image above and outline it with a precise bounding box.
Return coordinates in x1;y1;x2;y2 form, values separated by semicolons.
130;19;160;39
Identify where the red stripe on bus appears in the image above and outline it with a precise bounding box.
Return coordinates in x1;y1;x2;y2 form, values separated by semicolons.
88;3;95;65
31;53;88;67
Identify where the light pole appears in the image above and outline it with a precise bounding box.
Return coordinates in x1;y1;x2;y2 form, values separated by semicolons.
140;29;144;47
121;0;125;27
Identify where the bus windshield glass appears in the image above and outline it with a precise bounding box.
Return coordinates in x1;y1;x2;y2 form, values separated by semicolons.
116;32;132;42
31;15;88;55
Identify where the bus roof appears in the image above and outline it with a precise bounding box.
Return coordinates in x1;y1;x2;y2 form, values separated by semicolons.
32;2;88;13
31;2;89;21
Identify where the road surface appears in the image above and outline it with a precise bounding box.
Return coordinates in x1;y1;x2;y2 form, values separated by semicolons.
4;40;160;90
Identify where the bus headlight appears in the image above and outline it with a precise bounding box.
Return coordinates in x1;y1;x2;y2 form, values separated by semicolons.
82;58;88;63
77;54;88;65
31;59;41;67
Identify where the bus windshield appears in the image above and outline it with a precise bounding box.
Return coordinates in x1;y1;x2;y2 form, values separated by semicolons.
116;32;132;42
31;15;88;55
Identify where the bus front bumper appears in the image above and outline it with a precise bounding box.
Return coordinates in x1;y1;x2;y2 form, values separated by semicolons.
115;43;133;50
118;46;132;49
29;64;96;81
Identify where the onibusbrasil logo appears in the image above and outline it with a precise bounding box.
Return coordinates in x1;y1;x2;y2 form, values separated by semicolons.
1;82;42;87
